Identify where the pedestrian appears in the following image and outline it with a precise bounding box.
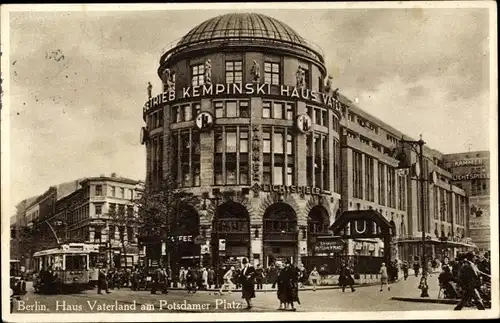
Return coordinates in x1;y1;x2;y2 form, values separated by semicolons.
402;261;409;280
269;263;278;289
240;257;256;309
186;266;197;293
339;261;355;292
255;264;264;290
413;261;420;277
97;268;111;294
219;266;235;295
151;267;163;295
454;252;485;310
179;267;186;288
308;267;320;292
207;267;215;290
298;263;307;288
202;267;208;290
277;260;300;311
379;262;390;291
427;260;433;277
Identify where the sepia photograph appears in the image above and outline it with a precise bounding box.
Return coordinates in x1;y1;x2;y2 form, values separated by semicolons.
1;2;498;322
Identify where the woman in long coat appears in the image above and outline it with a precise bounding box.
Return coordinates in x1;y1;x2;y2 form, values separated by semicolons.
277;260;300;311
240;258;256;309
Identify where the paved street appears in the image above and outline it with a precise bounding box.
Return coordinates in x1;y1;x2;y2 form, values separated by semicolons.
12;275;471;314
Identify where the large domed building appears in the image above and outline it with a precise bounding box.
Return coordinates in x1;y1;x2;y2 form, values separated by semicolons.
142;12;344;269
140;12;473;273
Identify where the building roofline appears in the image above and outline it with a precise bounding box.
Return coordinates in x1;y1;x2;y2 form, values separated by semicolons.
80;176;141;186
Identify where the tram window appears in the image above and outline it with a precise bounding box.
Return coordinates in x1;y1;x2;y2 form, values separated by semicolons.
65;255;87;270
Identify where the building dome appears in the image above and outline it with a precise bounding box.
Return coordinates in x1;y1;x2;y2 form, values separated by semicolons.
160;12;324;65
178;13;307;48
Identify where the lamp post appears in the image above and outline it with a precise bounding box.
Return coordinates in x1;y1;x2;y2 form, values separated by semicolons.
398;135;429;297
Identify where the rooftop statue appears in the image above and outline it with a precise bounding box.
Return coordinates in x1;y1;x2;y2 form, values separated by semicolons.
147;82;153;99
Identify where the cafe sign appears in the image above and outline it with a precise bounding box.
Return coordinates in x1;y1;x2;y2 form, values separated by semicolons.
145;83;342;112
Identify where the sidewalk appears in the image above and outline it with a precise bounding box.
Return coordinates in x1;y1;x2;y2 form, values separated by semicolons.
390;274;460;305
167;281;391;293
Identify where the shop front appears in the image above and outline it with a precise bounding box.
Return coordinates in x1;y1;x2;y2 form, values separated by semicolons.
211;201;251;267
263;203;298;267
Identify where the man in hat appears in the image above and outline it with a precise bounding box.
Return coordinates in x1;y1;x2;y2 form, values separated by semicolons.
454;252;485;310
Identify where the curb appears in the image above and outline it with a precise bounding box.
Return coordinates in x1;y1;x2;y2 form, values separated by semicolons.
166;281;384;292
391;297;459;305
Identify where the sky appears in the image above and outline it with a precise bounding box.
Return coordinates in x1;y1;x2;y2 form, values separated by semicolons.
4;4;494;211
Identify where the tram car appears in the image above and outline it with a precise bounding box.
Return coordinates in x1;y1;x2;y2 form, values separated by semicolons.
32;243;99;293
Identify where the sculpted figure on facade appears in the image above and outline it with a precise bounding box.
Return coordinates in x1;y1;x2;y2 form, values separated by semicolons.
296;66;305;88
162;68;176;91
204;59;212;84
147;82;153;99
250;60;261;83
325;75;333;93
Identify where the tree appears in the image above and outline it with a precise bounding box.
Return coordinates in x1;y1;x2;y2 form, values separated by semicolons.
133;174;200;272
108;203;138;269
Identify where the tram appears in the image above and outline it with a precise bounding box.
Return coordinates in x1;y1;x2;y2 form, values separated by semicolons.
32;243;99;293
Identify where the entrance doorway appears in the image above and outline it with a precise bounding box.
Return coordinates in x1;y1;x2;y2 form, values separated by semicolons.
307;205;330;256
211;201;250;267
263;203;298;267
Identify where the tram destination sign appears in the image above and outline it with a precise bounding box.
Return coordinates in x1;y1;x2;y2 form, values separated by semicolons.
145;83;342;112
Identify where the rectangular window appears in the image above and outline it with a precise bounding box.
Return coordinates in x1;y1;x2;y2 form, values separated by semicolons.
263;128;272;185
240;130;249;153
214;129;223;185
306;134;313;187
226;101;237;118
322;136;329;191
387;167;396;208
192;131;200;186
94;230;102;241
315;108;322;125
193;103;201;118
95;185;102;196
264;62;280;85
109;203;116;215
214;126;250;186
333;139;341;193
398;175;406;211
180;131;191;187
332;115;339;133
273;132;284;154
214;101;224;118
263;131;271;153
378;163;386;205
127;227;134;242
191;64;204;86
111;186;116;197
364;156;374;201
183;104;192;121
352;151;363;199
239;101;250;118
286;103;294;120
95;204;102;216
171;132;179;187
263;101;271;119
273;102;284;119
321;110;328;127
314;135;322;188
225;61;243;84
240;152;249;185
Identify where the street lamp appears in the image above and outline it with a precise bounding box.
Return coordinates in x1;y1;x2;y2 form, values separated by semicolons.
397;134;429;297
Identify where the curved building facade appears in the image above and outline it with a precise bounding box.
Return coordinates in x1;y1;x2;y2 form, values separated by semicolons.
142;13;344;268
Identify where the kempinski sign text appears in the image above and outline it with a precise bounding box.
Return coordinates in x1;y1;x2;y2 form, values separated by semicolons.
145;83;341;111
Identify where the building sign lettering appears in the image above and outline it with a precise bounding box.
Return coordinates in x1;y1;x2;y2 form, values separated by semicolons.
167;235;193;243
453;159;484;167
452;173;489;181
145;83;342;111
261;184;321;195
314;240;345;253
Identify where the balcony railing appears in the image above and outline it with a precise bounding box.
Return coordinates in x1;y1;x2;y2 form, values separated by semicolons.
263;231;298;241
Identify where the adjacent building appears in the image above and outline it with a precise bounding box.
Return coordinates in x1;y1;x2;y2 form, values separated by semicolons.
140;12;477;270
12;175;142;270
443;151;490;251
